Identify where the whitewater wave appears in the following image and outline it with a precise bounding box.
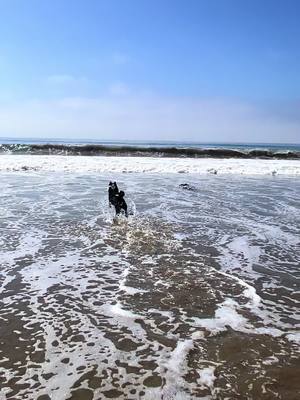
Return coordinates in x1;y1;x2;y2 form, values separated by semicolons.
0;154;299;175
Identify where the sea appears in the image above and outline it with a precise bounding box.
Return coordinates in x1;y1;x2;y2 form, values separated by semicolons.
0;138;299;399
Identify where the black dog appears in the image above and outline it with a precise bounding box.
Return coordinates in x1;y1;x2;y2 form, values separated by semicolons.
108;181;119;206
108;182;128;217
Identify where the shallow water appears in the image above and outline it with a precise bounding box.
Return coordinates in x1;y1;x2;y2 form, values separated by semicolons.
0;172;299;399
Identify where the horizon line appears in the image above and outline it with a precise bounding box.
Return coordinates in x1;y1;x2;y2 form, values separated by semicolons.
0;137;299;146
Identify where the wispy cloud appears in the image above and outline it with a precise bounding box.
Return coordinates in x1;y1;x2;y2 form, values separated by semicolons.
0;94;299;143
46;74;88;85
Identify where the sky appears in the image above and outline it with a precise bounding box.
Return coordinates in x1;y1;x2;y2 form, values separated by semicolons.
0;0;299;143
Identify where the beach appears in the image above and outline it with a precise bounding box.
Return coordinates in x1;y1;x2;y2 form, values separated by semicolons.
0;156;299;399
2;0;300;396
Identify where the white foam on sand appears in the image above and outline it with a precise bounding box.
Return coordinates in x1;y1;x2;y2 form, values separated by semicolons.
286;332;300;344
119;266;146;295
165;339;194;375
1;154;300;175
145;338;216;399
197;366;216;392
190;297;284;340
216;232;300;341
0;229;45;294
155;339;195;400
191;298;250;335
218;235;262;281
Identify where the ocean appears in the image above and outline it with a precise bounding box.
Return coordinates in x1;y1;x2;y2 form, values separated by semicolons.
0;139;299;399
1;138;300;159
1;137;300;152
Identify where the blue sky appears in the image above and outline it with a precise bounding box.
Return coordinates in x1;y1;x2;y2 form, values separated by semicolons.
0;0;299;142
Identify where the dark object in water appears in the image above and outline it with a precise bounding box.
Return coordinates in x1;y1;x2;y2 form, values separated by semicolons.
114;190;128;217
108;182;128;217
108;181;119;206
179;183;197;191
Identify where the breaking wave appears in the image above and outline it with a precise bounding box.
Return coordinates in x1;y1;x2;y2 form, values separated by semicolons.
1;143;300;159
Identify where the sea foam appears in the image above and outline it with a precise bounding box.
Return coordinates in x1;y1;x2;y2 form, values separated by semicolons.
0;154;300;175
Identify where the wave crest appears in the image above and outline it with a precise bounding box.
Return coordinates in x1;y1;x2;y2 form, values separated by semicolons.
1;143;299;159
